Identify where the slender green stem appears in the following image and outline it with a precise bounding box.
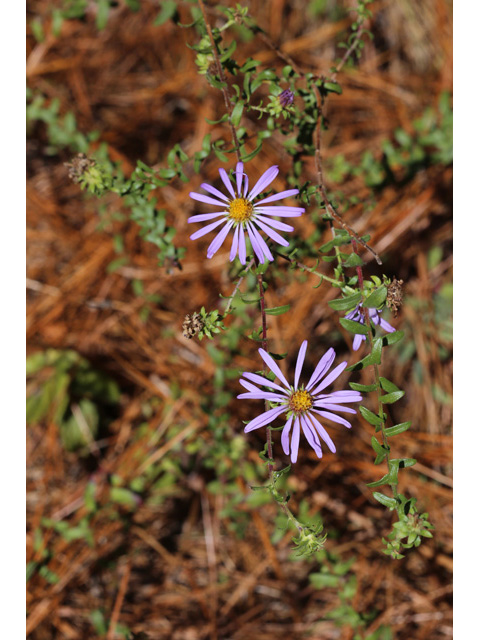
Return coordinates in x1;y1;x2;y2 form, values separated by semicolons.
273;250;343;287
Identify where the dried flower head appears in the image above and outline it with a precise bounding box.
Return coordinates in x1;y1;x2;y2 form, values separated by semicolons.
182;312;204;339
64;153;96;183
188;161;304;265
238;341;361;463
386;277;404;317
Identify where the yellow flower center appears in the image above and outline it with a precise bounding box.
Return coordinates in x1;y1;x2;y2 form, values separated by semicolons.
228;198;253;223
289;390;313;414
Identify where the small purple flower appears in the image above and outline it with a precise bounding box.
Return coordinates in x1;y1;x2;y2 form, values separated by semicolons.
238;341;361;463
346;305;395;351
188;161;304;265
278;88;295;108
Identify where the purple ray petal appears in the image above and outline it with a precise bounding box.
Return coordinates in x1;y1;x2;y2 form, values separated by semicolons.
238;227;247;264
290;418;301;463
242;372;289;395
188;212;226;224
352;334;364;350
254;206;305;214
218;168;236;199
247;223;274;261
311;361;348;394
379;317;395;333
239;378;261;393
246;223;265;263
281;416;294;456
254;218;290;247
190;218;227;241
254;208;304;218
207;220;234;258
308;412;336;453
294;341;308;390
200;183;230;203
248;165;279;201
313;403;357;414
300;415;323;458
316;390;362;402
254;189;300;205
190;191;228;208
244;405;286;433
306;348;335;390
230;224;240;261
238;392;288;402
258;349;291;389
243;175;249;197
255;215;294;232
313;409;353;429
235;162;244;196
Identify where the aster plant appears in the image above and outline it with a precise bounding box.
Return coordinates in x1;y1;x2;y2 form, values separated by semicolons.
188;161;304;264
239;342;362;463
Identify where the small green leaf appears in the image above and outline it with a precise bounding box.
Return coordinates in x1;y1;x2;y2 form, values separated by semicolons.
343;252;364;267
154;0;177;25
328;292;362;311
265;305;291;316
380;390;405;404
379;377;400;393
380;330;404;345
364;286;387;308
231;100;244;127
323;81;343;95
359;405;384;427
339;317;369;335
384;422;411;437
349;382;378;392
372;492;397;509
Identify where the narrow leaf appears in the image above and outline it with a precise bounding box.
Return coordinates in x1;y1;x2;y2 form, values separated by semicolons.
380;390;405;404
372;492;397;509
339;317;369;335
265;305;291;316
359;405;384;427
364;286;387;308
384;422;411;437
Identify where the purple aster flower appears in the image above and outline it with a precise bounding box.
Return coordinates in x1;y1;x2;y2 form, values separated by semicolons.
238;341;361;463
278;88;295;108
188;161;304;265
346;305;395;351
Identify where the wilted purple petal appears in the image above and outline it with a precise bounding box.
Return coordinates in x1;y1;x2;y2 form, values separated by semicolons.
254;189;299;205
190;218;227;240
190;191;227;208
258;349;290;389
248;165;279;201
244;405;286;433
